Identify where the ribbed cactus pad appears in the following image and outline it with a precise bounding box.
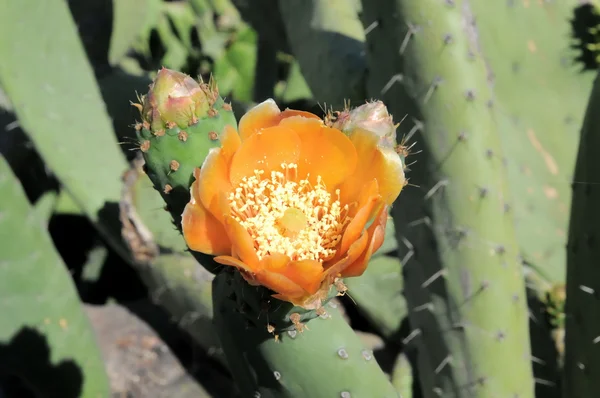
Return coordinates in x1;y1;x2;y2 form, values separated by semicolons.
361;0;535;396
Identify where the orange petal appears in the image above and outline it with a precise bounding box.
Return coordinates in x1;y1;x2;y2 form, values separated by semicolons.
238;99;281;141
255;270;307;298
323;231;370;279
279;109;321;122
282;259;324;294
342;205;388;277
336;193;382;260
197;149;232;222
222;216;260;271
238;99;323;141
181;201;231;255
229;125;301;186
220;124;241;163
259;255;324;295
213;255;254;274
339;128;405;206
279;116;357;188
189;167;202;203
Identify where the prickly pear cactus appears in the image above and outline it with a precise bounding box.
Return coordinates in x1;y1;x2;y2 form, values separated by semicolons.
360;1;535;397
133;70;403;397
0;154;110;397
134;68;237;228
562;70;600;398
213;271;401;398
468;0;595;287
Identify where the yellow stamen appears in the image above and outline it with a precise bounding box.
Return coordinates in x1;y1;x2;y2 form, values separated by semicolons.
228;163;350;262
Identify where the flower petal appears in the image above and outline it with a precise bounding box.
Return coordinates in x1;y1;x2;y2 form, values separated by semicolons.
229;125;301;186
336;190;381;260
220;124;241;163
214;255;254;274
238;98;281;141
256;270;307;298
222;216;260;271
279;109;321;122
322;231;370;279
196;150;232;223
341;204;388;277
238;99;323;141
339;128;405;206
280;259;324;294
279;116;357;188
181;200;231;255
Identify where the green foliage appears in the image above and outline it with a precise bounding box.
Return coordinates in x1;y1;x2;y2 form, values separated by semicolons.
468;0;594;286
4;0;600;396
562;69;600;398
361;0;534;396
0;0;130;260
0;154;110;397
278;0;367;107
213;271;400;398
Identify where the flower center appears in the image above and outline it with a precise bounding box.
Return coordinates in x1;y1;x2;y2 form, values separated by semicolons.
228;163;350;262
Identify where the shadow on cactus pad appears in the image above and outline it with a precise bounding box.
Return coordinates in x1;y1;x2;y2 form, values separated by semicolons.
0;328;83;398
571;3;600;71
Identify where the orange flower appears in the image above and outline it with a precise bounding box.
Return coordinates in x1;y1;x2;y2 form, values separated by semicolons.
181;99;405;309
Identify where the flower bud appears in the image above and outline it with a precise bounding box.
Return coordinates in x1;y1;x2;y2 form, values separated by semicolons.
331;100;397;148
139;68;211;131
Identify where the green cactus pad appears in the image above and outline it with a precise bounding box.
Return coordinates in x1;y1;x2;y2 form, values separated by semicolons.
119;157;225;365
468;0;595;287
562;70;600;398
213;271;400;398
361;0;535;396
135;69;237;227
0;0;130;260
0;154;110;397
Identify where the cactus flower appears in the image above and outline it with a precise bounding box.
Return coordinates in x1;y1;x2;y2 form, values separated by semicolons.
181;99;405;309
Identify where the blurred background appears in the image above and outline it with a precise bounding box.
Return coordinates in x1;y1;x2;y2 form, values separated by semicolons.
1;0;600;397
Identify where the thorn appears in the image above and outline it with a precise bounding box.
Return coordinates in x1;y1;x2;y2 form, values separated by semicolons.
381;74;404;96
579;285;595;294
434;356;452;374
423;76;443;104
400;22;419;54
364;20;379;35
412;302;434;312
424;179;449;200
402;328;422;345
422;269;447;288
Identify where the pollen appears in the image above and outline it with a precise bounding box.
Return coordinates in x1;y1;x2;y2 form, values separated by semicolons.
228;163;350;262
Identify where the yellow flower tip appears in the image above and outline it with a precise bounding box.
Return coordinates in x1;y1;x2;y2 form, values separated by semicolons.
181;100;405;309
